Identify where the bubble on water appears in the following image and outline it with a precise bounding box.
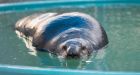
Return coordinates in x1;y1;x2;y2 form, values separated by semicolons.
85;60;92;63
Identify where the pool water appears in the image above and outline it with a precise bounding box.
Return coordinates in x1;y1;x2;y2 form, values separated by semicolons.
0;4;140;72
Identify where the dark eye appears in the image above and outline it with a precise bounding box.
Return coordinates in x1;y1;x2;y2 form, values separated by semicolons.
62;45;67;50
81;46;86;50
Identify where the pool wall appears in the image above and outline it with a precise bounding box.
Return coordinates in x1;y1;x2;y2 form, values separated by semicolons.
0;0;140;12
0;65;140;75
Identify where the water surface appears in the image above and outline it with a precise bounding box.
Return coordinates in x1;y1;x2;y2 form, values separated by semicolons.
0;4;140;72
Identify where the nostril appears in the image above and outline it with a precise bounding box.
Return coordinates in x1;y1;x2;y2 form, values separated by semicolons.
67;48;79;57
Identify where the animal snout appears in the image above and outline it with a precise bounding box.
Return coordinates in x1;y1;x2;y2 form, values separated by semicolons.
67;45;80;57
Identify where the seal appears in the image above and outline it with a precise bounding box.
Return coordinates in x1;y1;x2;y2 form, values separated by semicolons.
15;12;108;58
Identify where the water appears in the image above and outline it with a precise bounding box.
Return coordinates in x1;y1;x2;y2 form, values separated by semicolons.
0;4;140;72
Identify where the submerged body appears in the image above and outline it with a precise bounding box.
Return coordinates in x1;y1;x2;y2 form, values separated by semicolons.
15;12;108;58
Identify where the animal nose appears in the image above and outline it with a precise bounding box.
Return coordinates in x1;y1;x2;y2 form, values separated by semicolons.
67;45;80;57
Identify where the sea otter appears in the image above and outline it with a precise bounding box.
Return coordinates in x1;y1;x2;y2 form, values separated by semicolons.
15;12;108;58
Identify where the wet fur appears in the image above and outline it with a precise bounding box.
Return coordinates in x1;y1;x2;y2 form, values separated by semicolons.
15;12;108;58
